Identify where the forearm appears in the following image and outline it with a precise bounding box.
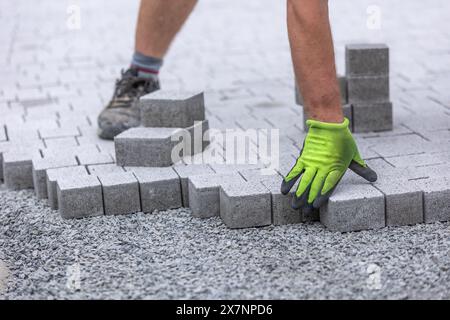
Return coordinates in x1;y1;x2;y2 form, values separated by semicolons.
287;0;343;123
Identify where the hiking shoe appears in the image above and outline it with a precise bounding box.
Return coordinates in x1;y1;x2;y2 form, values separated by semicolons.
97;67;160;140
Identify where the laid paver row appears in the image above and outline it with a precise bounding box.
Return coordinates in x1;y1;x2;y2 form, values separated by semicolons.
50;162;449;232
1;131;449;233
2;142;448;233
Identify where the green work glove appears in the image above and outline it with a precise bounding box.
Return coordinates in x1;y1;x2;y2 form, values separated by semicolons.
281;117;377;210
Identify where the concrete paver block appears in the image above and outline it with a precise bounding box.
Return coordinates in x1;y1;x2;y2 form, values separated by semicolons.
3;150;40;190
46;166;88;210
39;126;80;139
0;125;6;142
320;183;385;232
42;144;99;159
302;208;320;223
345;44;389;76
132;167;182;213
219;180;272;229
98;172;141;215
173;164;215;206
260;175;302;225
87;163;125;175
209;163;261;174
347;75;389;104
57;175;103;219
413;177;450;223
140;91;205;128
369;134;432;158
373;181;423;226
385;152;450;168
1;140;43;181
44;137;78;149
32;154;78;199
184;120;210;156
188;173;243;218
115;127;179;167
352;102;393;132
0;142;11;181
76;151;113;166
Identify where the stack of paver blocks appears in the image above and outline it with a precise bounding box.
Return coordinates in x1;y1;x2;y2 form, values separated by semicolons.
297;43;393;133
55;91;209;219
115;91;209;167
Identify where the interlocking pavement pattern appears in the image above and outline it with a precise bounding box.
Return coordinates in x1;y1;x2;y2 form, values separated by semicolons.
0;0;449;232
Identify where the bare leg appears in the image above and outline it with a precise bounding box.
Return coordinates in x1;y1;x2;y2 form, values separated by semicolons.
135;0;198;58
287;0;343;123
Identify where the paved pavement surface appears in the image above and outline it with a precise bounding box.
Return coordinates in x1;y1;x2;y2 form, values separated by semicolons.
1;0;450;299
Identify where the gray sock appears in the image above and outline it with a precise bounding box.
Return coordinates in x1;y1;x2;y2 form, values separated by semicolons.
131;51;163;80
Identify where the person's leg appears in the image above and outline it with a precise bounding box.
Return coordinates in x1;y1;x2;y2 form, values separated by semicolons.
98;0;197;140
131;0;198;78
135;0;197;59
287;0;343;123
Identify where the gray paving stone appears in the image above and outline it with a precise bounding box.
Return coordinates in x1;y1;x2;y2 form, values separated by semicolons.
7;127;43;142
87;163;125;175
0;142;10;181
209;163;261;174
76;151;113;166
32;154;78;199
115;127;179;167
260;175;302;225
352;102;393;133
132;167;182;213
39;126;80;139
366;134;432;158
140;91;205;128
57;175;104;219
188;173;243;218
302;208;320;223
184;120;210;156
219;179;272;229
386;152;450;168
173;164;215;206
0;125;6;142
413;177;450;223
345;44;389;77
46;166;88;210
3;149;40;190
1;140;43;181
347;75;389;104
320;183;385;232
373;181;423;226
44;137;78;149
98;172;141;216
239;168;281;185
245;168;320;223
414;163;450;179
42;144;99;159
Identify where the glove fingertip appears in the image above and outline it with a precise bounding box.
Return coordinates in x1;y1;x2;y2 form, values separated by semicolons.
349;161;378;183
312;194;329;209
280;176;298;195
366;167;378;182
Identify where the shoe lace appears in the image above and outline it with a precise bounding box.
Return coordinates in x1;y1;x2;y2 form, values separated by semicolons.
108;69;158;109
